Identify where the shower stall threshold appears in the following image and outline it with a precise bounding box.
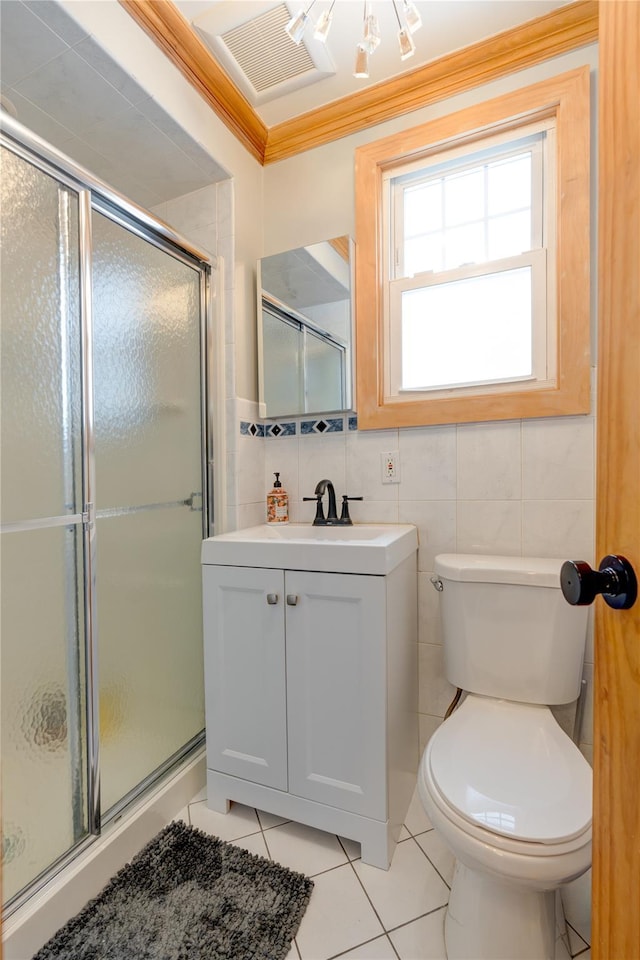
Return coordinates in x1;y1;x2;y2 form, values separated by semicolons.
2;748;206;960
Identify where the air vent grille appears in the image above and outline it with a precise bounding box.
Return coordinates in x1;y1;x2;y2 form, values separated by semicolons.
221;4;315;93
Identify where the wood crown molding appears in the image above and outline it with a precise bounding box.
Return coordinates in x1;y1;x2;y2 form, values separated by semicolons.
120;0;598;167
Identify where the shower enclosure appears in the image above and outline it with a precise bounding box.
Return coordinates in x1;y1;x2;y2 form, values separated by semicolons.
0;118;213;911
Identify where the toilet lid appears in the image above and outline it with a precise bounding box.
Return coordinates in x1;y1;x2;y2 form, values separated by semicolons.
429;696;592;843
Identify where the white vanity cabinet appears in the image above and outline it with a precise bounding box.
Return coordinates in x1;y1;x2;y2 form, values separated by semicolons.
201;524;418;868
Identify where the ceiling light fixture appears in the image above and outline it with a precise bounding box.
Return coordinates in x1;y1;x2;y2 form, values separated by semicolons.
353;43;370;80
402;0;422;34
285;0;317;44
284;0;421;77
393;0;416;60
313;0;336;43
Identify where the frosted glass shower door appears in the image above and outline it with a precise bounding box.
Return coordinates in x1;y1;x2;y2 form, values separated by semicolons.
0;147;88;903
91;210;205;814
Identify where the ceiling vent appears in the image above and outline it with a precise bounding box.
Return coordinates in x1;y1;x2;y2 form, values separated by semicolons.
193;3;335;106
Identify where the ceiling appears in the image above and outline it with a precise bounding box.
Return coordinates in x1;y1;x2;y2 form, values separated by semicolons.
0;0;582;204
0;0;226;207
172;0;571;126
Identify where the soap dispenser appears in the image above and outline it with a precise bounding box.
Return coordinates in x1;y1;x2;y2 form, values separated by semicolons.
267;472;289;524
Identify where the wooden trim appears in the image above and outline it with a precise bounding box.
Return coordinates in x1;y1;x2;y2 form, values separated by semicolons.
118;0;268;164
593;2;640;957
264;1;598;163
120;1;597;167
354;66;591;429
329;236;350;262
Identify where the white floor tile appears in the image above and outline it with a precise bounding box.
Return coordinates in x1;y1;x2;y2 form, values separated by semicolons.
353;838;449;931
338;836;362;861
285;939;301;959
296;863;384;960
172;806;190;824
389;907;447;960
264;820;349;877
230;831;271;860
561;870;591;945
189;785;207;804
188;800;261;842
415;831;455;887
335;934;398;958
399;826;411;841
566;923;589;957
257;808;290;830
404;788;433;836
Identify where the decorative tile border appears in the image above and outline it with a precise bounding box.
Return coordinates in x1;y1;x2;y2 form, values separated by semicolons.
300;417;344;435
240;415;358;438
239;421;265;437
266;421;296;438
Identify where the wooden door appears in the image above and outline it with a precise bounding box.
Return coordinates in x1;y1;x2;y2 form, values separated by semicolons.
285;570;387;819
202;565;288;790
593;3;640;956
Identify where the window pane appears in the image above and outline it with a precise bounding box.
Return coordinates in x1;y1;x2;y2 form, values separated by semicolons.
404;181;442;235
401;267;533;390
488;211;532;259
488;153;531;216
444;168;484;226
404;234;443;276
444;222;485;269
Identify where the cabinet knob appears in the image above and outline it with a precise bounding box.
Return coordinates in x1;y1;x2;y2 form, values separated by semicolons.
286;594;299;606
266;593;279;605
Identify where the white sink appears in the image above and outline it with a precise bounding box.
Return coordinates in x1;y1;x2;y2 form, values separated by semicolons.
201;523;418;575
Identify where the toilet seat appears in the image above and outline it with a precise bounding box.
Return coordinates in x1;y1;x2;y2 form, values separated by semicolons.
428;695;592;845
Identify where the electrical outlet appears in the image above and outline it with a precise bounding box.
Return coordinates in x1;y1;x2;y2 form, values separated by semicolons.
381;451;400;484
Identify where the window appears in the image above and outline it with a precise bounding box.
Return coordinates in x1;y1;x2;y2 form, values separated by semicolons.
354;67;591;428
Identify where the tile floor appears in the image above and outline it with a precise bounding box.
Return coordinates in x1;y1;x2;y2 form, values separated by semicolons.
175;787;592;960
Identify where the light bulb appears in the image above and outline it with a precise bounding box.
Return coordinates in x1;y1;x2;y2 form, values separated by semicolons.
285;9;308;44
314;7;333;42
362;13;381;54
398;27;416;60
402;0;422;34
354;43;369;79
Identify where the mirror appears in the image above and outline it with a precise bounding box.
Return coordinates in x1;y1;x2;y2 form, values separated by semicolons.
257;236;354;418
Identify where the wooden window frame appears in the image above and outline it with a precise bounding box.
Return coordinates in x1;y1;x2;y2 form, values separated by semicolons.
354;66;591;429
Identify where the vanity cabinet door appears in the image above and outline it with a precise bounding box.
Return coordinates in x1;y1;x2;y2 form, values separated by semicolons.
203;565;288;790
285;571;387;819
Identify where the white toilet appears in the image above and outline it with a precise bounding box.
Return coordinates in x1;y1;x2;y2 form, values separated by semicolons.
418;554;592;960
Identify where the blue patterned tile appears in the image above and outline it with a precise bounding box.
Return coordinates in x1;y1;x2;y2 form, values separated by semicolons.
325;417;344;433
266;421;296;438
239;421;265;438
301;417;344;435
348;415;358;431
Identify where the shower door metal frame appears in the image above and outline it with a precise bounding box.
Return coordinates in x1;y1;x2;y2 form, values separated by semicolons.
1;114;215;914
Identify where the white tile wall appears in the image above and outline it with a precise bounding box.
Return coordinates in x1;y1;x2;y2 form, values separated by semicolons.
158;185;596;764
246;396;597;757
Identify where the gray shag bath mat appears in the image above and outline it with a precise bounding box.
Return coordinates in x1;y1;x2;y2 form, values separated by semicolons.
33;820;314;960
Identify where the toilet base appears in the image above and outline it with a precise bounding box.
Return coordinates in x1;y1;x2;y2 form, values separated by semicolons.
445;860;566;960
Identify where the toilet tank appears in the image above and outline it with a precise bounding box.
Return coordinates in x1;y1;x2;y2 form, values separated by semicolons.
434;554;589;705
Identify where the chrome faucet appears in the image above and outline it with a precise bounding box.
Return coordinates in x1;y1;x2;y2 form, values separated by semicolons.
303;479;363;526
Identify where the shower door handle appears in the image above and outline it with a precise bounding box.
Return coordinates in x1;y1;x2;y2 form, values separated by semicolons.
560;555;637;609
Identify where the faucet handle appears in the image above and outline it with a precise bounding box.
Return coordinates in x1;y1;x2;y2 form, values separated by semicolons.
303;495;325;524
339;495;363;525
